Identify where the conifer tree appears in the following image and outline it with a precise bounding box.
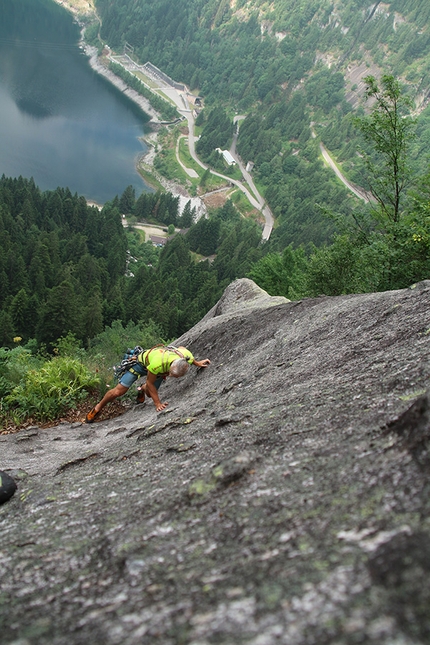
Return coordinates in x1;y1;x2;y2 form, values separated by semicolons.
10;289;31;340
37;281;82;347
119;185;136;215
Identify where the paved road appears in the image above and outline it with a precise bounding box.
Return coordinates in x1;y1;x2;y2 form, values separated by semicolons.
230;116;274;240
180;104;274;240
176;135;199;178
109;54;274;240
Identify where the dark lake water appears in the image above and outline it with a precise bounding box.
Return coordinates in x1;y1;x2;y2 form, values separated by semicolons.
0;0;151;203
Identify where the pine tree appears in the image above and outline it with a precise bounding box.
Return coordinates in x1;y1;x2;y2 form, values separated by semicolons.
83;292;104;344
37;281;82;347
179;200;194;228
119;185;136;215
10;289;31;340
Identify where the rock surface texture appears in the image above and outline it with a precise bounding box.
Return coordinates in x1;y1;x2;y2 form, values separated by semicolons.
1;278;430;645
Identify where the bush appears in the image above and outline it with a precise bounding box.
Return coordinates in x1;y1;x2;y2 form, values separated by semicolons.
0;346;42;400
87;319;164;387
0;322;165;427
2;356;100;424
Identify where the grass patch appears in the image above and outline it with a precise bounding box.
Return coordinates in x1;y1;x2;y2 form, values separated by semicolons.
154;146;191;185
224;164;243;182
134;70;158;89
231;190;260;218
137;163;165;192
178;137;203;176
132;227;147;243
200;173;231;193
151;129;202;191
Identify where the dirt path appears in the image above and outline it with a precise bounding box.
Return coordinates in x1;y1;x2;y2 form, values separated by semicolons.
319;141;372;203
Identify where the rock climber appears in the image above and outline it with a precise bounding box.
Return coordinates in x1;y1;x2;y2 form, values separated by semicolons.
85;345;210;422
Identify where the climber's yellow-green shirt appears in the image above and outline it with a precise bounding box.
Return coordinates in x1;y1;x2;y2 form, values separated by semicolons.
138;347;194;375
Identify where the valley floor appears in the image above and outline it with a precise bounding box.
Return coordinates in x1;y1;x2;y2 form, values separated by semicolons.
52;0;274;231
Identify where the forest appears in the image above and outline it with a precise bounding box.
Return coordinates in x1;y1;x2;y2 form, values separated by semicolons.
93;0;430;248
4;80;429;305
0;172;273;351
94;0;430;106
0;174;266;426
1;121;428;427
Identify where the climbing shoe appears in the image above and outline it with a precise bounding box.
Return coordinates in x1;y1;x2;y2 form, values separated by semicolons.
85;407;100;423
136;387;145;404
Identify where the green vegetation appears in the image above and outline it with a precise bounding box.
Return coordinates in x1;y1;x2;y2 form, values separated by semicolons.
153;128;193;185
2;126;429;430
353;75;416;223
0;174;261;354
253;76;430;296
0;177;128;349
0;321;164;428
2;352;99;424
178;137;203;180
95;0;430;246
195;107;234;166
0;337;96;426
109;62;179;121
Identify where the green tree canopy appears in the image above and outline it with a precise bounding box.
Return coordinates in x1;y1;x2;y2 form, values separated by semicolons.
354;75;416;224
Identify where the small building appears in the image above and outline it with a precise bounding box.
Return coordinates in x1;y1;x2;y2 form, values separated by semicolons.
216;148;236;166
187;94;203;107
150;235;166;247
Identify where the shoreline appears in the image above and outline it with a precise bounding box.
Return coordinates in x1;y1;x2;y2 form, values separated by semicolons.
84;45;198;206
53;0;197;208
84;45;160;123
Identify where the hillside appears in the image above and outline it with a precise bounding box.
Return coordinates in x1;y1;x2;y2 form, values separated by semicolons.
85;0;430;247
94;0;430;108
1;278;430;644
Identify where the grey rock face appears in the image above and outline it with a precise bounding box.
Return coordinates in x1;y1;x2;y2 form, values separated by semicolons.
1;279;430;645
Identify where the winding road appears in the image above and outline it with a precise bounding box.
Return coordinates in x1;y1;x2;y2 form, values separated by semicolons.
177;100;274;240
319;142;372;203
110;55;275;241
105;55;373;242
58;3;372;244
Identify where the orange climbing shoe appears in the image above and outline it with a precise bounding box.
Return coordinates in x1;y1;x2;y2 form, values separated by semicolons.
85;407;100;423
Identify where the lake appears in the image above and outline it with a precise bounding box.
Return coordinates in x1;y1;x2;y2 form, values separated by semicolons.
0;0;151;204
